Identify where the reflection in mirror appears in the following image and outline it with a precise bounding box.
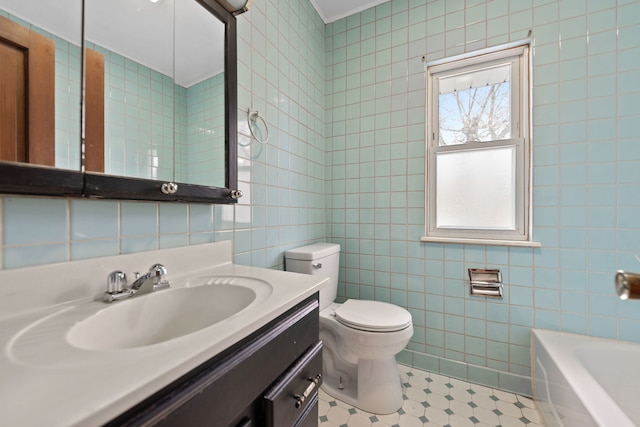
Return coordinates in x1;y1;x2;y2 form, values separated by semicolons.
0;0;82;171
84;0;226;188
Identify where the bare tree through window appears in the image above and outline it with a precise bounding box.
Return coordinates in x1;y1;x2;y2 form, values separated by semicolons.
438;73;512;146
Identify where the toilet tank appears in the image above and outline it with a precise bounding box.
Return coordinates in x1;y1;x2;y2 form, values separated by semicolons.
285;243;340;310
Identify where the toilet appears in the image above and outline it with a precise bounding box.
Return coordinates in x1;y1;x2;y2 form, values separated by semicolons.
285;243;413;414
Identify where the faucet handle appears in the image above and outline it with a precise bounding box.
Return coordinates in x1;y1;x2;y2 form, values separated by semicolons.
149;263;170;290
149;263;167;278
107;271;127;293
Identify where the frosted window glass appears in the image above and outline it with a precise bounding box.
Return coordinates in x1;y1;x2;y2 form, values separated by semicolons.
435;146;516;230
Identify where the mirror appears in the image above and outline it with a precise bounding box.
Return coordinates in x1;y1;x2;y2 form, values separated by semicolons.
0;0;239;203
83;0;239;203
84;0;226;188
0;0;84;194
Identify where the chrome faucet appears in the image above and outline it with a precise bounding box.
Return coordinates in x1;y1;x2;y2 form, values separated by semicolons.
131;264;170;293
104;263;170;303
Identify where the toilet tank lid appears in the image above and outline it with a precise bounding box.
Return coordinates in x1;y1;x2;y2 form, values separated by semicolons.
285;243;340;260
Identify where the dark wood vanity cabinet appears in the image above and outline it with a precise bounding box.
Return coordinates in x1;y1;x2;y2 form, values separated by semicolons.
106;294;322;427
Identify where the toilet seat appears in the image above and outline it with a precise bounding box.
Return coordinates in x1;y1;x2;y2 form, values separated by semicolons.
334;300;412;332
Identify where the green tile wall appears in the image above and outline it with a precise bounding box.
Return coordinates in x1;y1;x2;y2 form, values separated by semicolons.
87;42;225;185
325;0;640;395
183;73;226;186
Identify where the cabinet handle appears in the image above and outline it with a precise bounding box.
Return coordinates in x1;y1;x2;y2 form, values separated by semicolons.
235;417;251;427
294;374;321;408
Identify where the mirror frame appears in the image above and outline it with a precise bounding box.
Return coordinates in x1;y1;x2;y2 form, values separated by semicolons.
0;0;238;204
0;163;84;196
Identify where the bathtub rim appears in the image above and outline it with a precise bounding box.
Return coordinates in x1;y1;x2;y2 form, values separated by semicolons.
531;328;636;427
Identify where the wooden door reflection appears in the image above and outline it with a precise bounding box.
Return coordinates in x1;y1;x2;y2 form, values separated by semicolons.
0;14;54;166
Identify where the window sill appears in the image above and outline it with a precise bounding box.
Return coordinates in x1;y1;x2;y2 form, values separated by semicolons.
420;236;541;248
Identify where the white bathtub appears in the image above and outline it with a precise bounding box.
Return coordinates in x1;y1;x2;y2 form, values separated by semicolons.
532;329;640;427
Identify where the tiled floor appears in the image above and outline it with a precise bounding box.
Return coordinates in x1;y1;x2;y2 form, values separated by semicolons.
318;365;544;427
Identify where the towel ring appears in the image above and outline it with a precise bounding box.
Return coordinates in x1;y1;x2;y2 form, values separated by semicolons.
247;109;269;144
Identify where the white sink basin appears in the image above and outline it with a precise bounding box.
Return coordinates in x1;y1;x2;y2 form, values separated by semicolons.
66;277;272;350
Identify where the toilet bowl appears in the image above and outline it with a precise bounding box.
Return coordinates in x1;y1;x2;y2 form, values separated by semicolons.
285;243;413;414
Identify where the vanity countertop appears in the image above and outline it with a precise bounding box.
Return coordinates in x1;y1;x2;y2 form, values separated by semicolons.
0;242;327;427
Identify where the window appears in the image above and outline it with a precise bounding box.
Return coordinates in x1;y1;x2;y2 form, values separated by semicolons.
423;45;534;245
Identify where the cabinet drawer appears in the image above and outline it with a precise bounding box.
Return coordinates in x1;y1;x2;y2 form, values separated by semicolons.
263;341;323;427
295;398;318;427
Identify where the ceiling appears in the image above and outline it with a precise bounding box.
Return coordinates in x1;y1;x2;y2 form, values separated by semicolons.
310;0;389;23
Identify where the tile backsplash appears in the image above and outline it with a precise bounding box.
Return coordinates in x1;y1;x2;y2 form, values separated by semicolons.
2;0;640;396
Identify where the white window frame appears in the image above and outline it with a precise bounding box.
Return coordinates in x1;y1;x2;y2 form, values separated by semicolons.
422;44;537;246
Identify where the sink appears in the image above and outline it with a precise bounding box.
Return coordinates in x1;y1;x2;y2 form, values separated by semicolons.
66;277;272;350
